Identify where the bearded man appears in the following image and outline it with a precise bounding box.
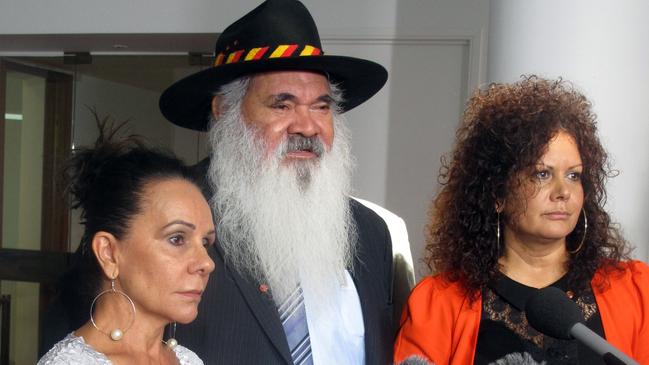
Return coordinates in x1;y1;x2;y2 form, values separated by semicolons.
159;0;409;363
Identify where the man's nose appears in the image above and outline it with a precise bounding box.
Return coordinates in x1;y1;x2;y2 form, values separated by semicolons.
287;106;318;137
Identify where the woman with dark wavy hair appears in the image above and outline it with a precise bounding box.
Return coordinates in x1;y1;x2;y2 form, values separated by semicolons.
394;76;649;364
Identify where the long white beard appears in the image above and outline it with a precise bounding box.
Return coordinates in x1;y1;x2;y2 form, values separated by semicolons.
207;107;357;306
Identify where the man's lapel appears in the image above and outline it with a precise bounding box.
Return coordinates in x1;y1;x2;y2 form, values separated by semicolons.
215;245;293;364
351;249;379;365
348;199;391;365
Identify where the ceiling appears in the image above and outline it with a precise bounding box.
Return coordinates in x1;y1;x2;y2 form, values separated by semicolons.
1;33;220;92
0;33;217;54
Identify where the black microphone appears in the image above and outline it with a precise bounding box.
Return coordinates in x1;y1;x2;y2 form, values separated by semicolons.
525;286;639;365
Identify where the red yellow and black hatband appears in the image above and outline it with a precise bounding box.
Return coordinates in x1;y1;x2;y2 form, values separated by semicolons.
214;44;322;67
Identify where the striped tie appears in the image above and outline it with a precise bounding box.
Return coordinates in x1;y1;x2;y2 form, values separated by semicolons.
277;285;313;365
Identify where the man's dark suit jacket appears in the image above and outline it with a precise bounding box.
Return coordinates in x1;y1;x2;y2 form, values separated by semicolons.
180;159;395;364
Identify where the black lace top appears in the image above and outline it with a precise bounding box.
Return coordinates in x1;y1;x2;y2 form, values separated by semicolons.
474;274;606;365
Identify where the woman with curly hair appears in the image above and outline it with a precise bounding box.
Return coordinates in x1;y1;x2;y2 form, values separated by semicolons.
394;76;649;364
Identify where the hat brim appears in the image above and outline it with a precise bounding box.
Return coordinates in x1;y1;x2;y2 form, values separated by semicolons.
159;55;388;131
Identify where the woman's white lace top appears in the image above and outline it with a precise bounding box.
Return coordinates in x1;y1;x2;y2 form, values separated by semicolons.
38;333;204;365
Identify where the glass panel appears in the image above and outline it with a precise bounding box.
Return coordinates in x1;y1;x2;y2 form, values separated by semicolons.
3;70;45;251
0;281;40;365
2;69;46;365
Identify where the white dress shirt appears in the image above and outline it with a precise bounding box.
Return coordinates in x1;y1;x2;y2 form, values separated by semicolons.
304;270;365;364
303;197;414;364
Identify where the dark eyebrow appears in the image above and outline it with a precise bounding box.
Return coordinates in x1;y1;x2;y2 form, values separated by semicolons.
268;93;334;104
270;93;297;103
162;220;196;230
535;163;584;170
317;95;335;104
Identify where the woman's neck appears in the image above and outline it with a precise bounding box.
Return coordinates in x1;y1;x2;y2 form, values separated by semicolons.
499;233;569;288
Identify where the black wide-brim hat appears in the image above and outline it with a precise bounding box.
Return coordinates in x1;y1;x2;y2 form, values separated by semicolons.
159;0;388;131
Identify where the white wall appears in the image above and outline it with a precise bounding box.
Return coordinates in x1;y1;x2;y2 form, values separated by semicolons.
489;0;649;262
0;0;256;34
323;0;489;277
73;74;172;147
0;0;484;37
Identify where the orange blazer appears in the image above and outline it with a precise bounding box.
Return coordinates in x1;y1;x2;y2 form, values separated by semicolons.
394;260;649;365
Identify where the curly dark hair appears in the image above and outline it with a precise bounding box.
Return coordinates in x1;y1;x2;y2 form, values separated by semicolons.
425;75;629;300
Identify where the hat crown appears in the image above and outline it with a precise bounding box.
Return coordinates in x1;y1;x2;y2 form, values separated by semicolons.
215;0;323;58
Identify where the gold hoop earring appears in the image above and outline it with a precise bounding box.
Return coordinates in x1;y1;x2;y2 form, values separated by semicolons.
163;322;179;349
569;208;588;254
90;278;136;341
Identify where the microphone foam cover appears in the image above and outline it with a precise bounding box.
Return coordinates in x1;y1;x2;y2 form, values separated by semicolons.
396;355;434;365
524;286;584;340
